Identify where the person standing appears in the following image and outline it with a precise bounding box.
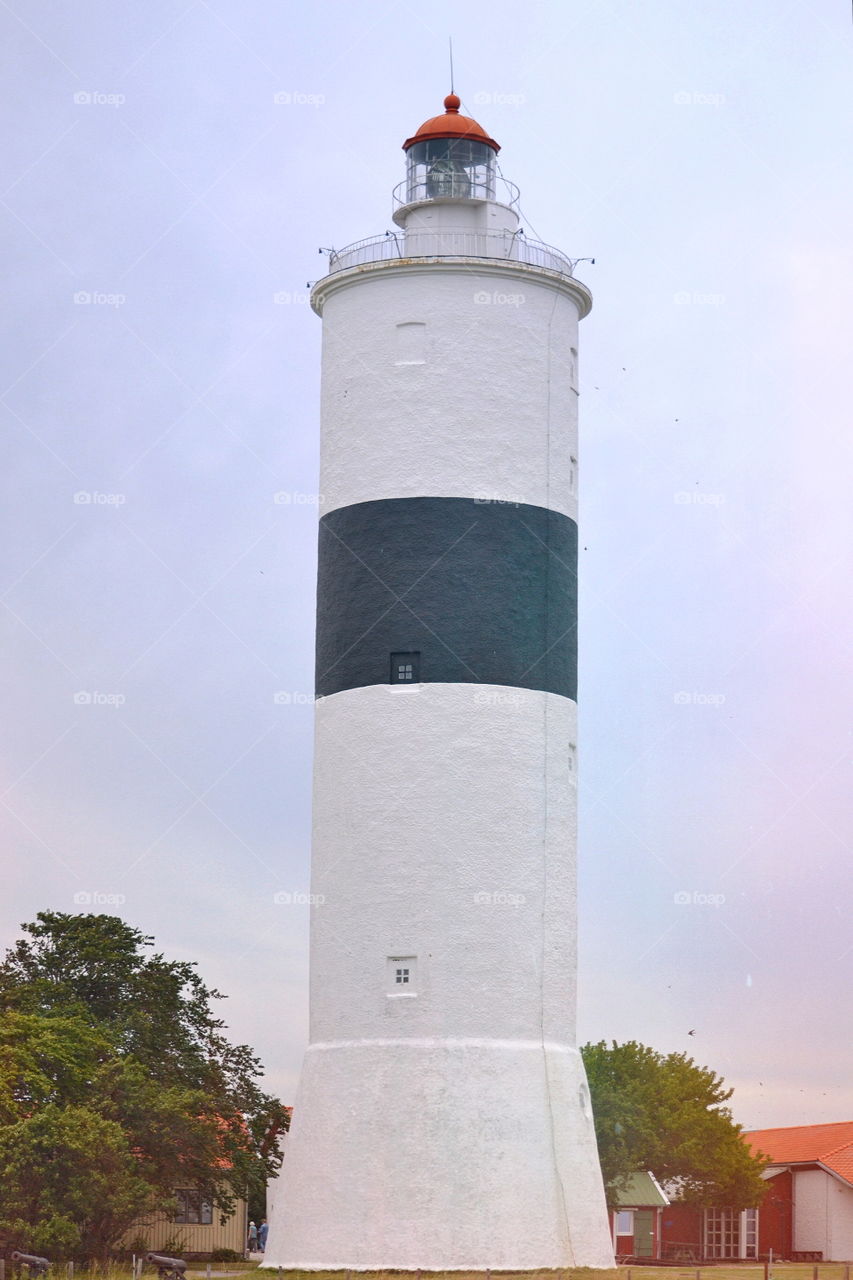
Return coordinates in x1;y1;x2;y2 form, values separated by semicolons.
248;1220;258;1252
258;1220;268;1252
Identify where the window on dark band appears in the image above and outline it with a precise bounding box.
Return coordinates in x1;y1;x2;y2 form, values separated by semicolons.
390;652;420;683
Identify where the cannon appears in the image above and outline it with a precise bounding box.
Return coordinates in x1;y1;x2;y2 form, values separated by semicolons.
146;1254;187;1280
11;1254;50;1277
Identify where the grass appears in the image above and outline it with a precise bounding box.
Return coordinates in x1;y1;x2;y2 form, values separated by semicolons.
54;1267;853;1280
237;1269;853;1280
618;1271;852;1280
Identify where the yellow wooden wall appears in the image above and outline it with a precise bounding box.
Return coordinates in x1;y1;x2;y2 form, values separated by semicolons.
126;1197;248;1257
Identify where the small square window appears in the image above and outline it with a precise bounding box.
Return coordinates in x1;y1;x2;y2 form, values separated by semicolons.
390;651;420;683
387;955;417;995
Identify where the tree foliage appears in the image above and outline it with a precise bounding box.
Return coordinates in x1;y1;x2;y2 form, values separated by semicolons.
0;912;290;1261
581;1039;768;1209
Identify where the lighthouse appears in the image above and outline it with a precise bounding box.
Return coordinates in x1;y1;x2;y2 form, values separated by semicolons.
265;94;615;1271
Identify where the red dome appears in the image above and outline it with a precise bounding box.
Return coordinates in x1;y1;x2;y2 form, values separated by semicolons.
403;93;500;153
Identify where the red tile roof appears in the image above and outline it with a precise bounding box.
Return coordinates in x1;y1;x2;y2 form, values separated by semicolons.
744;1122;853;1186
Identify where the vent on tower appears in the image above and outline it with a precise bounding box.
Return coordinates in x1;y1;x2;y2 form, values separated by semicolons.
396;321;426;365
390;651;420;684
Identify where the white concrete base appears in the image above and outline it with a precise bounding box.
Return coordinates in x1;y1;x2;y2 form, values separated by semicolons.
263;1037;614;1270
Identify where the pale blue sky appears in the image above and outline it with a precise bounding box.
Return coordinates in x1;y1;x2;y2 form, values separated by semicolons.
2;0;852;1130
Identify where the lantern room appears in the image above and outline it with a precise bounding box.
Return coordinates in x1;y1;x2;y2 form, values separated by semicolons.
402;93;500;205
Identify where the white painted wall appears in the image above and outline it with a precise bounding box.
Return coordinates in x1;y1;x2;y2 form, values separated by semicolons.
265;182;612;1271
312;262;584;523
827;1177;853;1260
266;684;613;1269
308;684;578;1047
794;1169;830;1255
794;1169;853;1260
274;1035;611;1270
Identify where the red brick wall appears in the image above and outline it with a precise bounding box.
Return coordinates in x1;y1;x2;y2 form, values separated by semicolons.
759;1171;793;1258
661;1204;703;1258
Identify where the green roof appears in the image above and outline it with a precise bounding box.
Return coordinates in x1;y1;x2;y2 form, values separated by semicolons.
612;1171;669;1207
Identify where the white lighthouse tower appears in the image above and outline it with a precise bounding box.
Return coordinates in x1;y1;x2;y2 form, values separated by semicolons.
265;94;614;1272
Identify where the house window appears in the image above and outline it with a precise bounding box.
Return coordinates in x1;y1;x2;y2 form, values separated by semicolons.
390;652;420;683
704;1209;758;1259
174;1190;213;1225
614;1210;634;1235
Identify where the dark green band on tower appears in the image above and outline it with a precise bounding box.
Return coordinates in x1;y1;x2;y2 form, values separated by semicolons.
315;496;577;700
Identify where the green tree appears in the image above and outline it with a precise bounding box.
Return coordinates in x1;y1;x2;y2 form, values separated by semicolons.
581;1039;768;1208
0;913;290;1261
0;1011;110;1123
0;1105;161;1259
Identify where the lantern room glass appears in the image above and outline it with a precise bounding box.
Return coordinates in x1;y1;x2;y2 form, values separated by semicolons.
405;138;496;204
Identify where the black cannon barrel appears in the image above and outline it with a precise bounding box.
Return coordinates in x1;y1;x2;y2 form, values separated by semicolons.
11;1255;50;1274
145;1256;186;1273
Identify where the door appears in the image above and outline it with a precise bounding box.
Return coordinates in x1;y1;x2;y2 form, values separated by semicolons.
634;1209;655;1257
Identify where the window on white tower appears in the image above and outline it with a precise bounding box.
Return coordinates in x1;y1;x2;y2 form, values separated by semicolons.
386;955;417;996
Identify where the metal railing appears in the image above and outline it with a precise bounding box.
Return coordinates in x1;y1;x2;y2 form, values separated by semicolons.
326;229;577;278
392;175;521;210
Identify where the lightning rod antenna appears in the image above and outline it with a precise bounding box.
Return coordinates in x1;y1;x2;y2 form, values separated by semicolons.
448;37;455;93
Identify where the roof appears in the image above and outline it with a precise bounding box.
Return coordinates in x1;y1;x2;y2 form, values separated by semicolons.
403;94;500;153
744;1121;853;1187
612;1170;670;1208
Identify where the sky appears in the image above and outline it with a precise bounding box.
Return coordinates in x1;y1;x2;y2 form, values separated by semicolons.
2;0;852;1134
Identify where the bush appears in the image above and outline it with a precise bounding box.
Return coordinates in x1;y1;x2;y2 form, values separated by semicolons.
210;1249;241;1263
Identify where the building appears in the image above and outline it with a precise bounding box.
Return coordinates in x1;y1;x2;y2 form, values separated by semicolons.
657;1122;853;1261
660;1202;760;1262
611;1172;669;1260
746;1121;853;1260
263;91;613;1271
124;1189;248;1259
